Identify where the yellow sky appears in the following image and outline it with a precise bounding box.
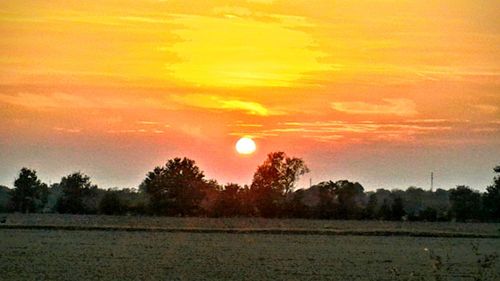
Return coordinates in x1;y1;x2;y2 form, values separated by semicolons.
0;0;499;189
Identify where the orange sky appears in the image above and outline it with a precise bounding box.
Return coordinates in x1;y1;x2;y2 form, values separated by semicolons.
0;0;499;190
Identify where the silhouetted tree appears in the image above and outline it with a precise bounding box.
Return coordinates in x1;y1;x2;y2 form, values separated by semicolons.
252;152;310;195
378;198;392;220
12;168;48;213
212;183;243;217
390;196;405;221
334;180;365;219
0;185;12;213
140;157;211;216
199;179;221;216
430;188;450;221
6;159;498;221
250;152;309;217
313;182;338;219
56;172;98;214
363;193;378;219
238;185;257;216
403;187;425;218
449;185;481;222
483;165;500;221
419;207;438;222
99;190;126;215
44;183;63;213
286;189;311;218
98;188;146;215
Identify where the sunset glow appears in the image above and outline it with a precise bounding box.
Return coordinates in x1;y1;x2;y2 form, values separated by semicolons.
0;0;499;190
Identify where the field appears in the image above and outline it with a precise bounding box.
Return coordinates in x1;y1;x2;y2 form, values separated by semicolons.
1;214;499;281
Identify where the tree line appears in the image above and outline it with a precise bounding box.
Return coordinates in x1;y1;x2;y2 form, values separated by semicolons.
0;152;499;222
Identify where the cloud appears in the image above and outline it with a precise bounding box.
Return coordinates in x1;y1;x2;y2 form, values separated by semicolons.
136;121;160;125
229;122;264;128
0;92;172;110
228;131;279;138
164;13;331;87
246;0;275;4
1;92;94;108
106;129;165;134
331;99;417;116
53;127;82;134
171;94;282;116
229;119;457;143
474;104;498;115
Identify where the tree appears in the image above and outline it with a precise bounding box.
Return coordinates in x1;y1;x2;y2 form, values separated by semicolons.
250;152;309;217
363;193;378;219
97;188;146;215
99;190;126;215
334;180;365;219
211;183;243;217
0;185;13;213
483;165;500;221
140;157;210;216
56;172;98;214
378;198;392;220
449;185;481;222
12;168;48;213
287;189;311;218
419;207;438;222
251;152;309;195
403;187;425;218
44;183;63;213
313;182;338;219
390;196;406;221
237;185;257;216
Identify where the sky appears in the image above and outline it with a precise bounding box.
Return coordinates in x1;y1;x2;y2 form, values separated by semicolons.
0;0;499;191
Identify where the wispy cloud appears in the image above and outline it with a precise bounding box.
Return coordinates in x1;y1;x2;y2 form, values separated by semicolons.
164;12;331;87
53;127;82;134
229;122;264;128
1;92;94;108
474;104;498;115
171;94;282;116
331;99;417;116
246;0;275;4
229;119;460;143
136;121;160;125
107;128;165;134
0;92;171;110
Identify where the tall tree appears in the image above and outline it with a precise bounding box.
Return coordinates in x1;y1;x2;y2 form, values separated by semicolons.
390;196;406;221
313;182;338;219
0;185;13;212
449;185;481;222
56;172;98;214
363;193;378;219
12;168;48;213
250;152;309;217
334;180;365;219
378;198;392;220
251;152;309;195
140;157;210;216
483;165;500;221
287;189;311;218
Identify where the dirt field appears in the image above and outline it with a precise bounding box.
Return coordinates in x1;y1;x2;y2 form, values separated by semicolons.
1;215;499;281
3;213;500;235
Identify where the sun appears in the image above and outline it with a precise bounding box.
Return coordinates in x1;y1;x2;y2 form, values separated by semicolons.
235;137;256;155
